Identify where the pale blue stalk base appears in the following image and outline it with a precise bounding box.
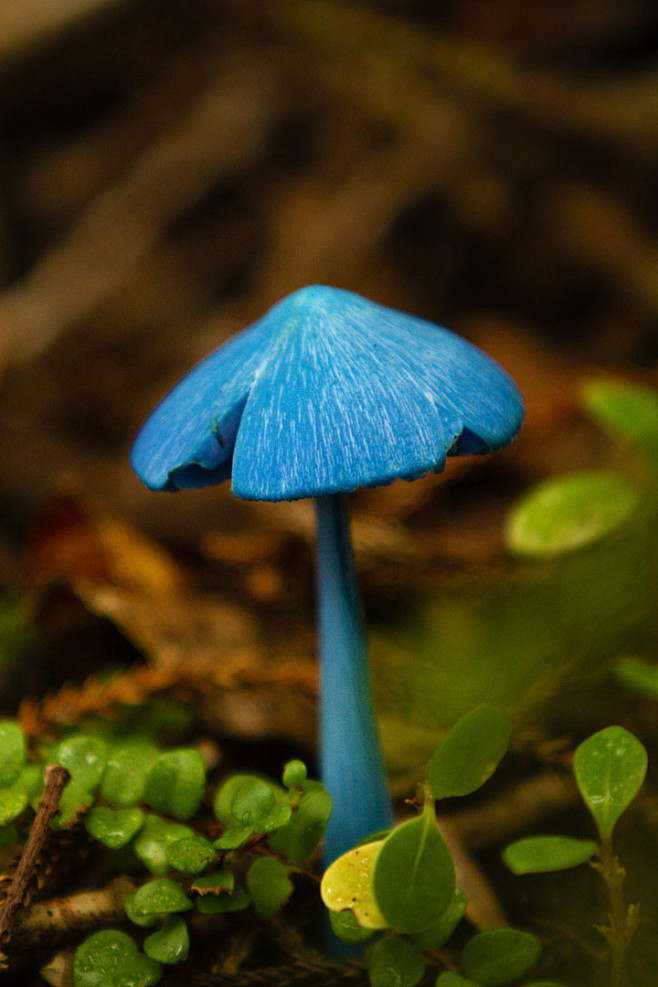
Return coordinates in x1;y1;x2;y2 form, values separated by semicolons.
315;493;393;865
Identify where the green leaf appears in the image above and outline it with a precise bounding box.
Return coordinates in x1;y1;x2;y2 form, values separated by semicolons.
101;740;157;807
213;823;255;851
194;887;250;914
0;722;26;788
0;783;28;826
132;878;192;917
85;806;145;849
412;888;467;950
329;909;375;945
133;814;194;875
428;706;510;800
16;764;43;803
502;835;597;874
368;936;425;987
192;871;250;914
56;779;95;827
282;759;308;788
56;735;108;791
191;868;235;894
506;470;639;558
166;836;216;874
581;378;658;452
615;656;658;699
435;975;478;987
574;726;648;840
214;775;291;834
145;749;206;821
321;840;388;930
461;929;542;986
246;857;294;919
144;915;189;965
73;929;161;987
125;892;162;929
269;781;332;864
373;801;455;934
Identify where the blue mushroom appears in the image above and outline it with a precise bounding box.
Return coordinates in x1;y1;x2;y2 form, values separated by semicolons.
131;285;524;863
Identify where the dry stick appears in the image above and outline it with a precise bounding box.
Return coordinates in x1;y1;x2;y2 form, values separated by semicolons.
10;876;137;950
0;764;70;949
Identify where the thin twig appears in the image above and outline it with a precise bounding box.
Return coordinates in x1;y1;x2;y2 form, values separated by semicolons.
0;764;69;948
9;876;137;950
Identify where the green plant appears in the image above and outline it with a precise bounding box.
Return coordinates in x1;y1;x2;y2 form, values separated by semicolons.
0;718;331;985
503;726;647;987
322;705;555;987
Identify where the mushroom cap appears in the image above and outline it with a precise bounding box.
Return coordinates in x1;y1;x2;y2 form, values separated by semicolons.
131;286;524;501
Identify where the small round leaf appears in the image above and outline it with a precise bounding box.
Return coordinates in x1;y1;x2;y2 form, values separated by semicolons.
73;929;161;987
133;815;194;875
146;749;206;821
321;840;388;930
373;804;455;934
436;975;478;987
125;892;162;928
85;806;145;849
214;774;291;834
56;779;95;827
329;909;375;945
101;741;157;807
214;823;255;851
506;470;638;558
461;929;542;986
269;781;332;864
574;726;648;840
0;722;26;788
503;835;596;874
368;936;425;987
144;915;189;965
56;735;107;791
428;706;510;800
282;759;308;788
132;878;192;917
166;836;216;874
193;878;250;915
246;857;294;919
0;785;27;826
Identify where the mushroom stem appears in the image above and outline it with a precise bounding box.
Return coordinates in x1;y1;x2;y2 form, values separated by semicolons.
315;492;393;863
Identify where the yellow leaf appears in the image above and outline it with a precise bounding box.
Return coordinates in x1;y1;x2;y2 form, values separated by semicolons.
320;840;388;930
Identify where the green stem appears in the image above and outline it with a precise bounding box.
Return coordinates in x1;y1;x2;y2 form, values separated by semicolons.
596;838;633;987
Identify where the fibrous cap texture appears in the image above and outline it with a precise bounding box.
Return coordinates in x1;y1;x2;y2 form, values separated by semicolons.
131;285;525;501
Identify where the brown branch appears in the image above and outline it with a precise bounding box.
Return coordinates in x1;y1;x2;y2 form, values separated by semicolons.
9;876;136;951
0;764;69;949
19;653;316;739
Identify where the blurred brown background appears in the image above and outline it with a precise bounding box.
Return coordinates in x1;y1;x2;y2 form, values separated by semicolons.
1;0;657;549
0;0;657;685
